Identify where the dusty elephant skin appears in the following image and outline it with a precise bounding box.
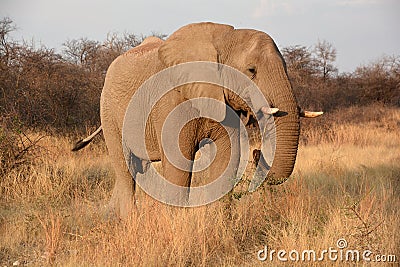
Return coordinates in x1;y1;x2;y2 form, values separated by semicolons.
73;22;322;219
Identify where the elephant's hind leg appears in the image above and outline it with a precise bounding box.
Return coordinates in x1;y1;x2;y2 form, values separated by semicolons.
102;122;136;219
107;156;136;219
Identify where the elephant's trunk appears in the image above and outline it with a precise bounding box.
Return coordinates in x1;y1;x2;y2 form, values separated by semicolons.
261;63;300;185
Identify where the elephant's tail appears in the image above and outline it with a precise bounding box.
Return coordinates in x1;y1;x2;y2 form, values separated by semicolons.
72;126;103;151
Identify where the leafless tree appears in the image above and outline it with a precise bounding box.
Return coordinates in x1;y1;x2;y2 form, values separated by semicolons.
0;17;17;64
282;45;316;86
313;40;338;80
63;38;101;66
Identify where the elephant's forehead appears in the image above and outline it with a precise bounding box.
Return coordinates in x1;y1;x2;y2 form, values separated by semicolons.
234;29;274;46
227;30;279;60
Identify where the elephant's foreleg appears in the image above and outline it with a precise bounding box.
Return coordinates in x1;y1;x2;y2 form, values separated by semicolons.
205;125;240;196
195;125;239;214
161;158;193;206
158;122;198;206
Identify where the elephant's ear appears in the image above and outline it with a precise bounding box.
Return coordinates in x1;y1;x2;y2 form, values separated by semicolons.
158;22;234;121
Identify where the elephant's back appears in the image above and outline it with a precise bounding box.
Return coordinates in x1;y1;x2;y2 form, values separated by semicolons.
106;36;164;86
100;37;164;131
125;36;164;57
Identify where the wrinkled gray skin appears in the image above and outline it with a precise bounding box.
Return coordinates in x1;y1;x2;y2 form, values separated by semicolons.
79;23;301;219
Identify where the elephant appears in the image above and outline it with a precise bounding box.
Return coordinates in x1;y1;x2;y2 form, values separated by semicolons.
72;22;322;219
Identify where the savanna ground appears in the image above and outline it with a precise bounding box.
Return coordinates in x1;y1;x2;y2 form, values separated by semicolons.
0;105;399;266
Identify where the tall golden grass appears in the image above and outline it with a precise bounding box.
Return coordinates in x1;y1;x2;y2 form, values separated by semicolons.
1;107;399;266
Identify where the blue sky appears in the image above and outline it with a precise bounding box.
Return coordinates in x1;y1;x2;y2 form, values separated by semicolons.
1;0;399;72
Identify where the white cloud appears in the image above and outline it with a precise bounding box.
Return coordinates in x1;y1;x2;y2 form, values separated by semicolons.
252;0;296;19
336;0;380;6
252;0;270;19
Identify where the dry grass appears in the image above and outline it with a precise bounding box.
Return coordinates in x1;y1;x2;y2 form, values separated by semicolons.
1;107;399;266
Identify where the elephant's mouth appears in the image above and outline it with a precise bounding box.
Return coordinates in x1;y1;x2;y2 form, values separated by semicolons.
248;147;277;191
252;148;290;186
252;149;270;174
248;113;279;189
252;149;262;167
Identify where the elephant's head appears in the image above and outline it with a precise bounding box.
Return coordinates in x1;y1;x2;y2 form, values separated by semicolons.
216;29;302;185
158;22;313;185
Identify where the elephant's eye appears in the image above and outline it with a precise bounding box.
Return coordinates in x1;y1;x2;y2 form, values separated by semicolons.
248;67;257;79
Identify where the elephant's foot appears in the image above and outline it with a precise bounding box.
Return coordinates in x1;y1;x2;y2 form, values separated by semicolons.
105;189;135;220
101;202;120;222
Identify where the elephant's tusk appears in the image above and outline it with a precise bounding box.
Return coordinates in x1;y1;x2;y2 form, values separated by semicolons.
261;107;280;115
300;110;324;118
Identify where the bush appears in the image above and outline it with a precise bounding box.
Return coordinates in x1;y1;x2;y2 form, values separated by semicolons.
1;17;399;140
0;112;42;176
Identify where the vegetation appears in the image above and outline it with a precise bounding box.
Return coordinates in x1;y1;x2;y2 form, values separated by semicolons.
1;17;399;265
1;109;398;266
